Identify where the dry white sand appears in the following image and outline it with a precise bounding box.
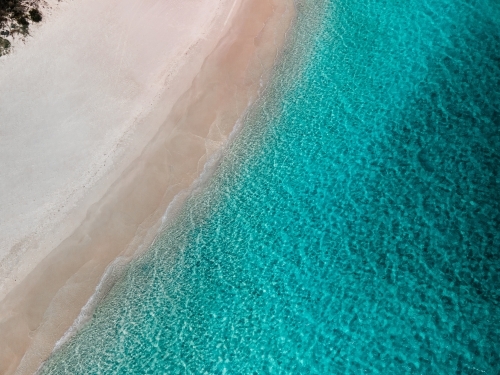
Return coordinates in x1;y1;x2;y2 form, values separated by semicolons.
0;0;295;373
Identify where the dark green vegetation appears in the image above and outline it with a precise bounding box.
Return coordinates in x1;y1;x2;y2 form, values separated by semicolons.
0;0;42;54
29;7;41;22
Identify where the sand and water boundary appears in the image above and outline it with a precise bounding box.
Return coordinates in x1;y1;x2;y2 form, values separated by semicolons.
0;0;295;373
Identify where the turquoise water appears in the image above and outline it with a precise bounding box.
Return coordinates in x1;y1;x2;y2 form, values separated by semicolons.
41;0;500;373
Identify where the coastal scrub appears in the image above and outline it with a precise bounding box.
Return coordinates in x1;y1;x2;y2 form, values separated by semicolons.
0;0;42;54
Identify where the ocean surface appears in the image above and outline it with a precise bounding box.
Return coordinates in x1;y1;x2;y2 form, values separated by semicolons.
41;0;500;373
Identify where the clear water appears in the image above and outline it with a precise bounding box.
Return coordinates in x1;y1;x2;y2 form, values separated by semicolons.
41;0;500;373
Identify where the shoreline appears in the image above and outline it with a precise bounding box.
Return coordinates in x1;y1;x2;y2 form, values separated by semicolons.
45;91;250;366
0;0;295;373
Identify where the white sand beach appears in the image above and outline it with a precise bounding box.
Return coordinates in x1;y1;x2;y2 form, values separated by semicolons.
0;0;294;373
0;0;234;301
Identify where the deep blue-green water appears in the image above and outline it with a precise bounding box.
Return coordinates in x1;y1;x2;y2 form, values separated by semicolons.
41;0;500;373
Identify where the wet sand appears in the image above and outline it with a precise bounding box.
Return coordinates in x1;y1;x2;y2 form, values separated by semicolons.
0;0;295;373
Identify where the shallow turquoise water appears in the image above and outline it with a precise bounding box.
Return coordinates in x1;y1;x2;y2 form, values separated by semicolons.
42;0;500;373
